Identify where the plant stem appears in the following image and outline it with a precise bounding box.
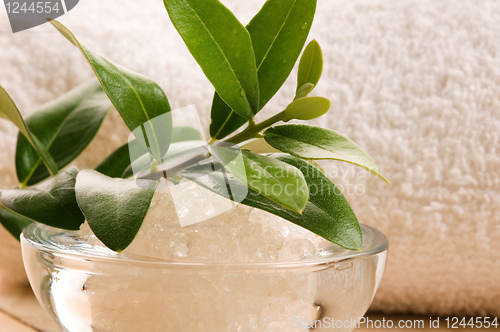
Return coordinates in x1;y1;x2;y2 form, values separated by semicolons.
224;111;286;145
138;111;285;181
138;148;209;181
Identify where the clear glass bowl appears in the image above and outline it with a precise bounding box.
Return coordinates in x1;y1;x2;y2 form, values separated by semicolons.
21;223;388;332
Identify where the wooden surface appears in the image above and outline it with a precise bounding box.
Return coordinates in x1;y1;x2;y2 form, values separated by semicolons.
0;286;497;332
0;311;36;332
0;285;58;332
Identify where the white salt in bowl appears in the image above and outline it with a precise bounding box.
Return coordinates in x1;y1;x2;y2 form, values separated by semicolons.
21;219;387;332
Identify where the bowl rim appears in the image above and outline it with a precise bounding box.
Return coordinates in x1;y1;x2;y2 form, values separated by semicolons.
21;222;388;271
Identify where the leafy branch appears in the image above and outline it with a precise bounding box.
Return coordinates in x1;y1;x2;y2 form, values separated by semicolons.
0;0;389;252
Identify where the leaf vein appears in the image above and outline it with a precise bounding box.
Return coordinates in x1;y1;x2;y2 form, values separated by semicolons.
183;2;252;113
256;0;298;71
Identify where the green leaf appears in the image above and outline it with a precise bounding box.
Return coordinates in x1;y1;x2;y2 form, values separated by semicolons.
209;94;245;140
49;20;172;162
96;125;204;178
0;167;85;230
249;0;317;107
75;170;158;252
16;80;112;187
241;138;280;154
0;85;58;177
120;144;150;179
297;39;323;91
210;145;308;213
120;138;208;179
295;83;315;100
210;0;317;139
183;155;362;250
171;126;204;143
0;206;33;240
95;141;136;179
163;0;259;120
283;96;330;121
263;124;390;184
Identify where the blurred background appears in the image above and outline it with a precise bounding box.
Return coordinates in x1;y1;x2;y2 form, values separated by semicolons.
0;0;499;329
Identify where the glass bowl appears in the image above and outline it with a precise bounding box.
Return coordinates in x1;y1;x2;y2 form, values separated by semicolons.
21;223;388;332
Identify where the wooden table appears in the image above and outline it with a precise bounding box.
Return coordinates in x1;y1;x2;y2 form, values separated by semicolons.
0;285;58;332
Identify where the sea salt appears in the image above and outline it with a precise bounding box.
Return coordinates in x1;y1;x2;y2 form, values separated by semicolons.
75;183;376;332
81;183;330;262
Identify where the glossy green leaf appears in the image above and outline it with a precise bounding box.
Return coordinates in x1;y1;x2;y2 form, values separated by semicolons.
264;124;390;184
248;0;316;107
295;83;315;100
306;159;325;173
210;0;317;139
209;94;245;140
241;139;280;154
75;170;158;252
283;96;330;121
120;139;207;179
95;125;203;179
95;141;138;179
297;39;323;91
164;0;259;120
0;85;58;177
16;80;112;187
166;140;207;157
120;142;150;179
0;167;84;230
171;126;204;143
183;155;362;250
0;206;33;240
49;20;172;162
210;145;308;213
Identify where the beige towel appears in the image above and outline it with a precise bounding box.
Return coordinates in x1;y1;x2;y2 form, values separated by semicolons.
0;0;499;315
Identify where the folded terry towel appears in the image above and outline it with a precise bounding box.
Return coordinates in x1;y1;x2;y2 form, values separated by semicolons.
0;0;499;315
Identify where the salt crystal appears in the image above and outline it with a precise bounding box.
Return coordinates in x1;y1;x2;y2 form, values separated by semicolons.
95;184;328;263
73;182;380;331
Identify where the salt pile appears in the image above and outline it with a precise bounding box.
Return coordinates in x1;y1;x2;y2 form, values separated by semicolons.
83;183;330;262
76;184;375;332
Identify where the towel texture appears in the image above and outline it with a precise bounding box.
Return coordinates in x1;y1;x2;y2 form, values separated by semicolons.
1;0;499;315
